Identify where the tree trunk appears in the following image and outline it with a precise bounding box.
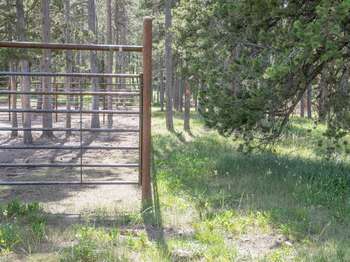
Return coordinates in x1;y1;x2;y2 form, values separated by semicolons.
106;0;113;128
20;60;33;144
64;0;73;136
164;0;174;131
119;2;128;91
318;73;327;121
307;84;312;119
88;0;100;128
41;0;54;138
37;61;43;110
173;75;179;111
300;93;305;117
9;61;18;138
231;45;241;96
184;80;191;131
198;81;205;113
179;78;184;112
159;56;165;111
194;88;198;111
16;0;32;144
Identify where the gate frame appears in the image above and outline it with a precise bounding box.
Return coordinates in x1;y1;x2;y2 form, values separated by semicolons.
0;17;153;202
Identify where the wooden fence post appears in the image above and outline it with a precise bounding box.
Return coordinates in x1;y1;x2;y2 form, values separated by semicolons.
142;17;152;203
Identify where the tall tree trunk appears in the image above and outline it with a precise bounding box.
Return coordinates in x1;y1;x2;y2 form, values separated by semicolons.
231;45;241;96
106;0;113;128
88;0;100;128
173;75;179;111
307;84;312;119
16;0;32;144
9;61;18;138
64;0;72;136
159;56;165;111
179;78;184;112
41;0;54;138
198;81;205;113
194;87;198;111
300;93;305;117
20;60;33;144
164;0;174;131
37;63;43;110
184;80;191;131
318;73;327;121
114;0;128;91
120;2;128;91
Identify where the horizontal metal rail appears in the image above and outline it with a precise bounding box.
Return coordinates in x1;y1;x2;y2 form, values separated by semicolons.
0;84;140;88
0;146;139;150
0;41;143;52
0;91;139;96
0;109;139;114
0;163;139;168
0;128;139;132
0;72;140;78
0;181;139;186
0;82;139;86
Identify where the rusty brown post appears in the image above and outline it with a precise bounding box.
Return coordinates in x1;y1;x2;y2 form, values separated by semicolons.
141;17;152;203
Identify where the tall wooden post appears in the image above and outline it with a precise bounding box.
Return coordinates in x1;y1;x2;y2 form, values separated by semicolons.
142;17;152;203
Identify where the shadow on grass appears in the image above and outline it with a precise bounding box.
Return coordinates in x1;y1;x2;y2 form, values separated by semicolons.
141;145;169;257
153;133;350;243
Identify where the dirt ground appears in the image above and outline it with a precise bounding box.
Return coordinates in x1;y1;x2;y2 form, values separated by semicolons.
0;107;141;214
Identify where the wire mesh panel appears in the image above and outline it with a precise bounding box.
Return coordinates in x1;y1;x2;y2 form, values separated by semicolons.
0;43;144;186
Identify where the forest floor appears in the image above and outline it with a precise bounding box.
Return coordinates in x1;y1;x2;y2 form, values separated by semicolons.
0;109;350;261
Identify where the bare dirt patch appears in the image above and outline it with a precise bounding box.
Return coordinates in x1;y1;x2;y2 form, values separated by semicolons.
0;109;141;214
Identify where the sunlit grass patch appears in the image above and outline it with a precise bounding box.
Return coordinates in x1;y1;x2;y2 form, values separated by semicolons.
0;200;47;255
60;226;125;262
152;112;350;260
1;111;350;261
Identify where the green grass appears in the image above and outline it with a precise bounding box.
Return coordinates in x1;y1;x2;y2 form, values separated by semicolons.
1;109;350;261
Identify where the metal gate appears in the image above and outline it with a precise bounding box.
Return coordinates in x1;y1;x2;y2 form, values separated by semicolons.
0;18;152;200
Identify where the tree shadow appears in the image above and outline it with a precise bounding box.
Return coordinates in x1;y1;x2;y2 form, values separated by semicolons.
153;134;350;244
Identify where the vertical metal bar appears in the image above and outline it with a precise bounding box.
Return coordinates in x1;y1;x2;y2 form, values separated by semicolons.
139;74;143;186
79;80;83;183
141;17;152;202
8;77;11;121
103;82;106;124
55;77;58;122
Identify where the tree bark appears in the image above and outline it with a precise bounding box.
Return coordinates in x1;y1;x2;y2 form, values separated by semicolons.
173;74;179;111
106;0;113;128
194;88;198;111
307;84;312;119
41;0;54;138
20;60;33;144
318;73;327;121
300;93;305;118
159;56;165;111
179;78;184;112
184;80;191;131
9;61;18;138
88;0;100;128
164;0;174;131
64;0;73;136
16;0;32;144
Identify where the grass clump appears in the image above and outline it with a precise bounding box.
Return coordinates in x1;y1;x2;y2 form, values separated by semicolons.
0;200;46;255
60;226;124;262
